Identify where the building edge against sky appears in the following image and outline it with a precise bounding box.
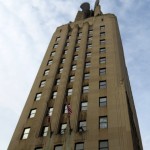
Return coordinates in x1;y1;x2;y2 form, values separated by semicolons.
8;1;143;150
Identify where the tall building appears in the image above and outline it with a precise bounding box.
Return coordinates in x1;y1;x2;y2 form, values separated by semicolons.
8;1;143;150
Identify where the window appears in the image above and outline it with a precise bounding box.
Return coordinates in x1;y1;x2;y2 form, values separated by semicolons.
99;116;108;129
48;107;53;116
66;42;69;47
51;51;56;56
64;50;67;55
85;62;91;68
64;105;68;113
67;35;71;39
72;65;76;71
56;37;60;42
100;25;105;31
73;55;78;61
35;147;43;150
87;44;92;49
79;121;86;132
81;102;88;111
54;145;63;150
53;44;58;49
69;76;75;82
52;91;57;99
56;78;60;85
99;68;106;75
99;57;106;64
75;143;84;150
83;85;89;93
61;58;65;64
67;88;73;96
75;47;79;52
89;30;93;34
99;97;107;107
42;126;49;136
40;80;46;87
78;32;82;37
99;140;109;150
100;32;105;37
29;109;37;118
100;39;106;44
86;52;91;58
88;37;92;41
47;60;52;65
35;93;42;101
99;48;106;53
60;123;67;134
22;128;30;139
44;69;49;76
84;73;90;80
77;39;81;43
99;81;107;89
59;68;63;74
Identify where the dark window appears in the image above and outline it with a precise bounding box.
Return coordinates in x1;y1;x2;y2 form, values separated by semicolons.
99;48;106;53
100;39;106;44
79;121;86;132
60;123;67;134
35;147;43;150
48;107;53;116
99;68;106;75
56;78;60;85
100;32;105;37
75;142;84;150
86;52;91;58
89;30;93;34
52;91;57;99
99;57;106;64
67;88;73;96
87;44;92;49
74;55;78;61
35;93;42;101
85;62;91;68
47;60;52;65
99;140;109;150
44;69;49;76
99;116;108;129
29;109;37;118
83;85;89;93
59;68;63;73
40;80;46;87
42;126;49;137
54;145;63;150
69;76;75;82
61;58;65;64
78;33;82;37
100;25;105;31
51;51;56;56
56;37;60;42
66;42;69;46
84;73;90;80
75;47;79;52
72;65;77;71
21;128;30;139
99;97;107;107
53;44;58;49
99;81;107;89
81;102;88;111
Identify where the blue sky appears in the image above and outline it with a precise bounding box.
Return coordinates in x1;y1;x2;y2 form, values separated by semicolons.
0;0;149;149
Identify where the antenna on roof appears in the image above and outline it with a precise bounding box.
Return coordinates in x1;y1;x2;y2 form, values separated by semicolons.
94;0;100;9
80;2;90;12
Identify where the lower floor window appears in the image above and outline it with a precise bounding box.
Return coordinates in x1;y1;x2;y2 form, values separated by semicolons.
99;140;109;150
